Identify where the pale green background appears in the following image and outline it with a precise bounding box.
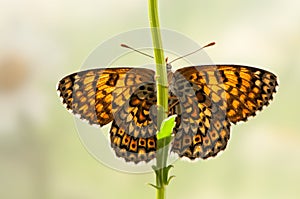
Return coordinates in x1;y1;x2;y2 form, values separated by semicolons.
0;0;299;199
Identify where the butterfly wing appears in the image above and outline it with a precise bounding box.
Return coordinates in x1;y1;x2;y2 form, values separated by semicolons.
110;82;159;163
170;65;278;159
57;68;155;126
57;67;159;163
177;65;278;123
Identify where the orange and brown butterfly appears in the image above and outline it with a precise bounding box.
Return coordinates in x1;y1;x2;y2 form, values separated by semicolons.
57;60;278;164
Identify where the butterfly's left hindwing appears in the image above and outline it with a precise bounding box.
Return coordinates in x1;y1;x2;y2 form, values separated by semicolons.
57;67;159;163
110;120;157;163
110;81;160;163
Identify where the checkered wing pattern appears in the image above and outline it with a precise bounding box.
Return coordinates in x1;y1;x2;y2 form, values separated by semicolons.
170;65;278;159
57;68;160;163
57;64;278;163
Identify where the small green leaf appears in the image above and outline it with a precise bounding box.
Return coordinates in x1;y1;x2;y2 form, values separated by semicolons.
162;165;174;184
167;175;176;185
157;115;177;140
148;183;160;189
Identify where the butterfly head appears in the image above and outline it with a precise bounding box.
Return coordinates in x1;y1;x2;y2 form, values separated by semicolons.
165;57;173;71
166;63;172;70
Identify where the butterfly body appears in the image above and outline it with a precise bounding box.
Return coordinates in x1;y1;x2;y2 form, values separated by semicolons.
57;65;277;163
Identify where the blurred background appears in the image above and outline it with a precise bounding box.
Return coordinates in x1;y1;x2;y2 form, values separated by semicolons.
0;0;299;198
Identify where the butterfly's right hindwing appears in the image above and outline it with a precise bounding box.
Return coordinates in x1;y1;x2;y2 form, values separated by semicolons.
170;65;277;160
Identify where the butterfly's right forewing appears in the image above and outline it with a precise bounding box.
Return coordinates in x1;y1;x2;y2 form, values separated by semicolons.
170;65;277;160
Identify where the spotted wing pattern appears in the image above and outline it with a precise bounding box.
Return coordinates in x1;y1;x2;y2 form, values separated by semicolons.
110;82;159;163
170;65;278;159
57;64;278;163
57;67;159;163
57;68;154;126
110;120;157;163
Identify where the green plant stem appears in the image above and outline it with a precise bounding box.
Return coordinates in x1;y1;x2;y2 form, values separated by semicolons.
148;0;170;199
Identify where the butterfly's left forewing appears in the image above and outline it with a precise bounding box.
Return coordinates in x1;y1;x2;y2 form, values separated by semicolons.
57;68;155;126
57;67;159;163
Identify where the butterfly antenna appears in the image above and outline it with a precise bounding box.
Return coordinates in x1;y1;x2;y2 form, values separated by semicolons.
168;42;215;65
121;44;154;59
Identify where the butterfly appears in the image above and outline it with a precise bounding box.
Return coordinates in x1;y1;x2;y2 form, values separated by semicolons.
57;64;278;164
